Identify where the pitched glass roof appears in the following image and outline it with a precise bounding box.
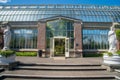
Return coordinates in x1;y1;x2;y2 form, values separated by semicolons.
0;4;120;22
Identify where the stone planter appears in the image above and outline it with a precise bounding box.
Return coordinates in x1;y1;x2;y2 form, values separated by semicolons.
0;54;16;64
103;54;120;71
103;54;120;65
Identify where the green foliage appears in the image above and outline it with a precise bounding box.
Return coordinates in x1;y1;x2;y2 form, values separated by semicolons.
0;50;15;57
116;50;120;56
115;29;120;41
103;51;120;56
16;52;37;56
83;53;103;57
103;52;113;56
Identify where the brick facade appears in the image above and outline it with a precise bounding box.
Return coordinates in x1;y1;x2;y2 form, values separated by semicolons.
37;21;46;51
74;21;82;55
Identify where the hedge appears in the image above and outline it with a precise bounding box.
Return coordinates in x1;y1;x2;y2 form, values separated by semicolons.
16;51;37;56
0;50;15;57
83;53;103;57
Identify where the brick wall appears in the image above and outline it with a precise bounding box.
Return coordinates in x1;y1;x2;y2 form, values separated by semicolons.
37;21;46;51
74;21;82;55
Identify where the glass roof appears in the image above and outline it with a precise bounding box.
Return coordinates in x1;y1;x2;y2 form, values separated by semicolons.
0;4;120;22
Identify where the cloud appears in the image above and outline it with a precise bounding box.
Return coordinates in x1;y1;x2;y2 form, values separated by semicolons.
0;0;10;3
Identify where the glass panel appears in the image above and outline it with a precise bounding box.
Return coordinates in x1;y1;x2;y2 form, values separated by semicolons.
0;5;119;22
82;28;109;50
46;19;74;49
10;28;38;49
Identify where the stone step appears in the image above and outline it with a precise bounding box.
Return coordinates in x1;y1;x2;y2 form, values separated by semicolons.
114;69;120;79
2;68;116;80
115;69;120;73
1;73;115;80
0;68;4;73
2;73;115;79
3;70;115;76
15;66;106;71
115;75;120;80
53;57;66;60
3;78;116;80
19;63;101;67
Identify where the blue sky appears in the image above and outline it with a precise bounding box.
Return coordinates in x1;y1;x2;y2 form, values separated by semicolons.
0;0;120;6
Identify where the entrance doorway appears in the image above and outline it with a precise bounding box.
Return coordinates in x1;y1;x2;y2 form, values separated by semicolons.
50;37;69;58
54;38;65;56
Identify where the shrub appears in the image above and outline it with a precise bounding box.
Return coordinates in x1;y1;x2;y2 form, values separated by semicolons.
116;50;120;56
103;52;113;56
103;51;120;56
16;51;37;56
115;29;120;41
83;53;103;57
0;50;15;57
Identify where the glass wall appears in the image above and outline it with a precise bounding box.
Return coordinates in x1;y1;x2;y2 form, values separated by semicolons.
82;28;109;49
46;19;74;49
10;28;38;49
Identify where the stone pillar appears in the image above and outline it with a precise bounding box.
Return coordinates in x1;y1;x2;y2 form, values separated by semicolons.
37;21;46;52
74;21;82;57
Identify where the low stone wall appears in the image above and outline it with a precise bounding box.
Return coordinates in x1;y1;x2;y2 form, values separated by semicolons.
0;61;19;70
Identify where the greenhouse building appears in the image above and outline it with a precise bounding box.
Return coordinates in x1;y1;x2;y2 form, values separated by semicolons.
0;4;120;57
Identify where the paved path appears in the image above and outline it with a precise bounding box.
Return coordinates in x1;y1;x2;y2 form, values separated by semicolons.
16;57;103;65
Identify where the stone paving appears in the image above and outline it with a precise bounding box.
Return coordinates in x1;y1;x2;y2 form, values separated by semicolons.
15;57;103;65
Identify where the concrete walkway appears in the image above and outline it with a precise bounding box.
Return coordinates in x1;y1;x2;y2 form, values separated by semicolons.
16;57;103;65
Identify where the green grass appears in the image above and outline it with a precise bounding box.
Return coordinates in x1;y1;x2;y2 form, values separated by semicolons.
16;51;37;56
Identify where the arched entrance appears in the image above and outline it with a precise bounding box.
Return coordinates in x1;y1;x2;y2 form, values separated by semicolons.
37;15;82;58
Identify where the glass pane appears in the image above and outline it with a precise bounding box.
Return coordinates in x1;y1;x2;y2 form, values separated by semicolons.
82;28;109;50
10;28;38;49
46;19;74;49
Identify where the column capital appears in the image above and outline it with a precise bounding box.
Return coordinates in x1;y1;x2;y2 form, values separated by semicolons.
73;21;82;27
74;21;82;24
38;20;46;23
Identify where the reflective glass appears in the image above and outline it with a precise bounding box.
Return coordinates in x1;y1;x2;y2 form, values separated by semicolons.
10;28;38;49
46;19;74;49
0;5;119;22
82;28;109;49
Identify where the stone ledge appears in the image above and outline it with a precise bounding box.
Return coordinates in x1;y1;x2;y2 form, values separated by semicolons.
0;61;19;70
102;63;120;72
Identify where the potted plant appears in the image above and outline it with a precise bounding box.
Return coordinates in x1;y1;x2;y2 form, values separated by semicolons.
0;50;16;64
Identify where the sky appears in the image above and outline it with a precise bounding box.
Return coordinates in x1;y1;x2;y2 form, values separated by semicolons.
0;0;120;6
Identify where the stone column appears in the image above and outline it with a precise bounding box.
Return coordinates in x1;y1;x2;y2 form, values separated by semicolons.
37;21;46;52
74;21;82;57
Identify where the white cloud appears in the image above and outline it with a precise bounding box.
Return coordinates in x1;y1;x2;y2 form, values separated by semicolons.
0;0;10;3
